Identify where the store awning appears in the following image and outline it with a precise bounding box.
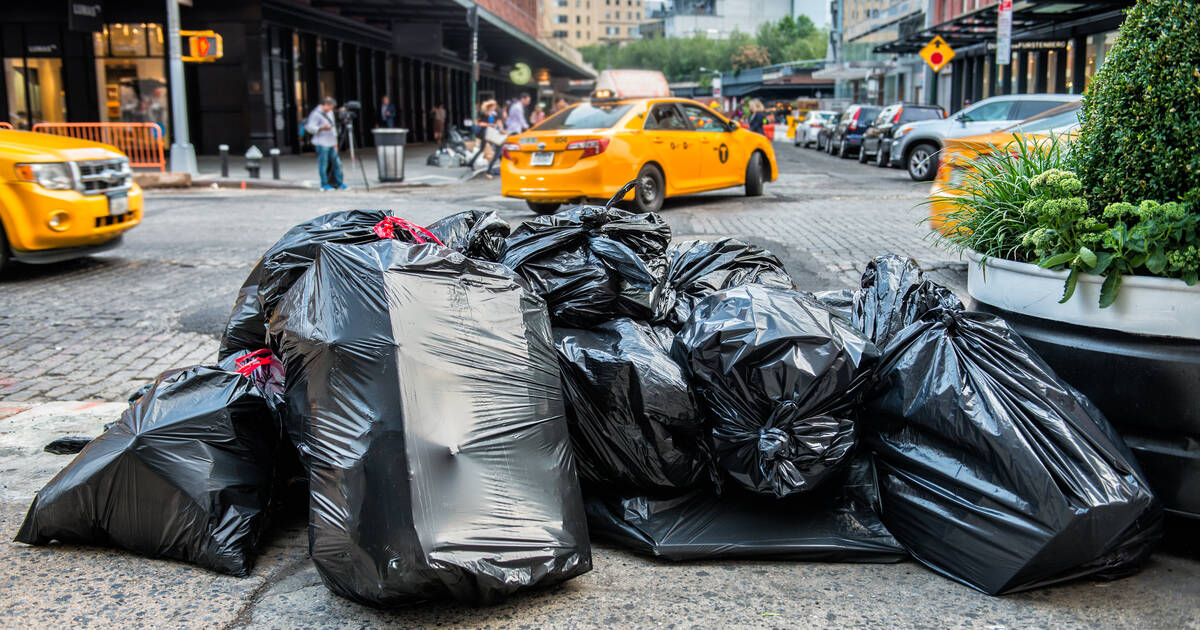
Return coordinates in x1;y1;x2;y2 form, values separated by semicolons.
294;0;596;78
810;64;877;81
873;0;1130;55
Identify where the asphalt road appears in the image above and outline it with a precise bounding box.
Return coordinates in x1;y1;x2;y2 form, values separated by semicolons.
1;142;1197;629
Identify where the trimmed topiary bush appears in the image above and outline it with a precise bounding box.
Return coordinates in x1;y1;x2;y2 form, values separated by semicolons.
1074;1;1200;209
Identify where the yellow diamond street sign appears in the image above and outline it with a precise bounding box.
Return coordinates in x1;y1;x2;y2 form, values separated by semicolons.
920;36;955;73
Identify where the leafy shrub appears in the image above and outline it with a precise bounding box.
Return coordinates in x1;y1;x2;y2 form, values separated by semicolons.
1074;1;1200;208
1022;170;1199;306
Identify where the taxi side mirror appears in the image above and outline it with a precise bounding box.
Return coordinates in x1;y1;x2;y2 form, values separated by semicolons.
726;121;739;132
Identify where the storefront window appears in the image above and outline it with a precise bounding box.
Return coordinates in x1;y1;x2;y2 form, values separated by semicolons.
5;58;68;129
93;23;169;140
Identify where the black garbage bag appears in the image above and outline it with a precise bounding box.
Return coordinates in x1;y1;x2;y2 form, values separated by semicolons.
270;239;591;606
866;307;1163;595
659;238;795;329
502;206;671;327
424;209;510;262
15;355;285;577
673;285;878;498
851;254;961;347
585;456;906;562
554;318;712;495
218;210;442;360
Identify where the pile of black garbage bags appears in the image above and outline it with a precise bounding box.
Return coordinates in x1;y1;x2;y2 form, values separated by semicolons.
17;203;1164;605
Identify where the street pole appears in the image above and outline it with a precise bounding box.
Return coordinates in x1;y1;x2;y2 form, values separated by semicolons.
166;0;197;174
469;5;478;126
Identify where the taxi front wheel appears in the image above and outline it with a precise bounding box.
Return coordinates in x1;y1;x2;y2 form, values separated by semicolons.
635;164;665;213
526;201;561;215
745;153;765;197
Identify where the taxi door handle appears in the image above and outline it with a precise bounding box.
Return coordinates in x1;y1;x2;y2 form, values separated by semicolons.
652;137;665;144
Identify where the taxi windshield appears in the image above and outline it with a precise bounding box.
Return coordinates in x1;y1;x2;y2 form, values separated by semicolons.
535;102;635;130
1000;102;1082;134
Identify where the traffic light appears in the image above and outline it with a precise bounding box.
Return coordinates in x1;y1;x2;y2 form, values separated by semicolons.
181;30;223;62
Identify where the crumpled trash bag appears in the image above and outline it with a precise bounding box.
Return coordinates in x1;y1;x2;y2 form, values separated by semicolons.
672;285;878;498
270;239;591;606
866;306;1163;595
659;238;795;329
851;254;961;347
502;206;671;327
554;318;712;495
42;437;92;455
218;210;440;360
424;209;510;262
585;456;906;562
15;354;285;577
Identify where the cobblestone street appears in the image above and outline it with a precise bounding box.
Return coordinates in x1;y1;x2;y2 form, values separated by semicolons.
0;145;959;403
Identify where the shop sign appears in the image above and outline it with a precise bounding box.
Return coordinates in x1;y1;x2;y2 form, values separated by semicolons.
68;1;104;33
986;40;1067;51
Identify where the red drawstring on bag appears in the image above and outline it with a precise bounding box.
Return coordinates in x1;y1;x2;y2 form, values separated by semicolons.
372;217;445;246
235;349;275;376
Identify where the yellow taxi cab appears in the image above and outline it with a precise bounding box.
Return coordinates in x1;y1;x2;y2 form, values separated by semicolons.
0;130;142;272
929;102;1081;234
501;71;777;214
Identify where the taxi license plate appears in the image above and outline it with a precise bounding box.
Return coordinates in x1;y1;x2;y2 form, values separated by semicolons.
108;192;129;216
530;151;554;166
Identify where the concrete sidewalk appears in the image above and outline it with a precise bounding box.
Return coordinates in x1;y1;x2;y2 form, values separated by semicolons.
193;142;473;190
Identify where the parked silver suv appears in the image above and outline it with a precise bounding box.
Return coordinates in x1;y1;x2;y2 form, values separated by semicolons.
890;93;1082;181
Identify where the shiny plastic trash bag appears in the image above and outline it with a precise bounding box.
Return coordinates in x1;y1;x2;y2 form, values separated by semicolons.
554;318;712;495
502;206;671;327
850;254;961;347
424;209;510;262
270;239;591;606
585;456;905;562
219;210;440;360
15;356;285;577
673;285;878;498
866;307;1162;595
659;238;795;329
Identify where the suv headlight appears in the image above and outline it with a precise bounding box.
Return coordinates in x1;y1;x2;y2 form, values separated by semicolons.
15;162;76;191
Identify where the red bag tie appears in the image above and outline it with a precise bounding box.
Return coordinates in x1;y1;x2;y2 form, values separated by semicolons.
235;349;276;376
372;217;445;246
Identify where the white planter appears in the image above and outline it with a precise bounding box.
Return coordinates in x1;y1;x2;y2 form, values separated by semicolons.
966;251;1200;340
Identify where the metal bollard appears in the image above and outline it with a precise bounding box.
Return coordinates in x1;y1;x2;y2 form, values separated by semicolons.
269;148;281;180
219;144;229;177
245;146;262;179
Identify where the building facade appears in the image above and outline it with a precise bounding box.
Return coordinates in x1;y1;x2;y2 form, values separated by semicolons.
3;0;592;155
540;0;649;47
873;0;1129;113
816;0;927;105
661;0;795;39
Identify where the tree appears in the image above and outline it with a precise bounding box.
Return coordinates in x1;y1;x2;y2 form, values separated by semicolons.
1074;0;1200;208
731;44;771;70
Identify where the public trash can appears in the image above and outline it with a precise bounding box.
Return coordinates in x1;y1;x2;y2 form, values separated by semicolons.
373;128;408;182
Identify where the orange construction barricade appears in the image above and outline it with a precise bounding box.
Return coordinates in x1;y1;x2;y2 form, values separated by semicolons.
32;122;166;171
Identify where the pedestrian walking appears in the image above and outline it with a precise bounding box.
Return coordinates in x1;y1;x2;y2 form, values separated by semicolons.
506;92;531;135
530;102;546;126
304;96;347;190
379;95;396;128
469;99;503;179
432;103;446;144
746;99;768;137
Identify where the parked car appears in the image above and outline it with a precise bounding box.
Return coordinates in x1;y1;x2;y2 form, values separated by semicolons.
816;111;842;152
828;104;882;159
859;103;946;167
891;93;1081;181
0;130;143;274
794;110;837;147
927;101;1083;234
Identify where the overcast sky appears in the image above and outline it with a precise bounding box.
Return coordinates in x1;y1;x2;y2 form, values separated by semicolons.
793;0;831;27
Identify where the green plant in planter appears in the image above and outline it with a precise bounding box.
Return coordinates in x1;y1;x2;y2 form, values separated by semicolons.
932;134;1071;261
1021;170;1199;306
1073;1;1200;208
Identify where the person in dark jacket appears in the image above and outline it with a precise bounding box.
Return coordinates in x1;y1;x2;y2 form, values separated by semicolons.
747;99;768;136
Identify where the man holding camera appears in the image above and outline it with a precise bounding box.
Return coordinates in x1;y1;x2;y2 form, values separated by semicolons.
304;96;348;190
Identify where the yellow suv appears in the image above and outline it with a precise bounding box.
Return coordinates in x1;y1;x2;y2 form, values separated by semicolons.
0;130;143;272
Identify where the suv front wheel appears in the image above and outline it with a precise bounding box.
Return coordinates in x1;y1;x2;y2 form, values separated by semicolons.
907;142;938;181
